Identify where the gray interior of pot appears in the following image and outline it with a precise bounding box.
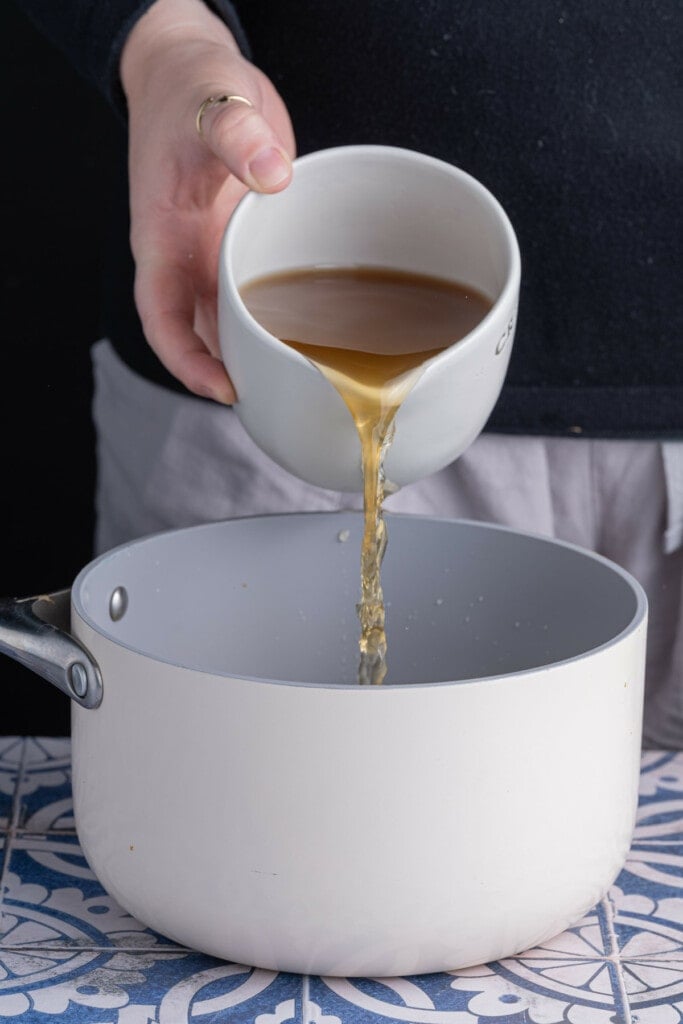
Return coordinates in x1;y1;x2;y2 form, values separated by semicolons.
73;513;644;686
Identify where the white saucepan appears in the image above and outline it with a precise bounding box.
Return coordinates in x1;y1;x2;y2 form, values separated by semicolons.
0;512;646;976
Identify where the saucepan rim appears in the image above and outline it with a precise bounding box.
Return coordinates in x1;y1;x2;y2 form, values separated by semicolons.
71;511;648;691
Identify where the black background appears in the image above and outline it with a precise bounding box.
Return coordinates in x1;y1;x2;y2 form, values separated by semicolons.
2;4;119;734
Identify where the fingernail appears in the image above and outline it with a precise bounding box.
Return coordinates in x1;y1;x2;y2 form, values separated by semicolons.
198;388;232;405
248;148;290;190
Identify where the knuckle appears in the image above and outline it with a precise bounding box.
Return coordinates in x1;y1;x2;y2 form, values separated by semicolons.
210;107;272;158
209;102;257;141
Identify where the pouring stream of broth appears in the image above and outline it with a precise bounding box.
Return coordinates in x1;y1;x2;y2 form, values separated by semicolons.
240;267;492;684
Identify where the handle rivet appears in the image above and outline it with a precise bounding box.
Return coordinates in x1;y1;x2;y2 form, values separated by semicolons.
69;662;88;698
109;587;128;622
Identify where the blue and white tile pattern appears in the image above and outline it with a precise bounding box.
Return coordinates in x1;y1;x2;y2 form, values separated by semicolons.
0;739;680;1022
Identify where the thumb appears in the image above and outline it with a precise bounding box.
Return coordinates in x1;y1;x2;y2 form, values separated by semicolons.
199;94;292;192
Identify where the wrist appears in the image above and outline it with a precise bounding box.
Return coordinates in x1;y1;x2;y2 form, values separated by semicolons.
121;0;240;102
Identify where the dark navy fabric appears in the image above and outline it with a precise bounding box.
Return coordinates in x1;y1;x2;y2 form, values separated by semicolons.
12;0;683;437
14;0;248;108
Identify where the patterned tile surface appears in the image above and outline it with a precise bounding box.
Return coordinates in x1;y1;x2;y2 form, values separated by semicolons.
0;739;680;1023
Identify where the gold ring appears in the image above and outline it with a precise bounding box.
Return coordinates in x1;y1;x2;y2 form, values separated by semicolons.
196;94;253;138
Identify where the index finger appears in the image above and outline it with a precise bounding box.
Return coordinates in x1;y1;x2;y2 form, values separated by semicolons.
200;93;293;192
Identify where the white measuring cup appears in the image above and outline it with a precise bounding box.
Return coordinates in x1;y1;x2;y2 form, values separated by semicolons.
219;145;521;492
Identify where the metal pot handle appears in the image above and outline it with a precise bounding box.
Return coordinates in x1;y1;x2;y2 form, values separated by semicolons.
0;590;102;709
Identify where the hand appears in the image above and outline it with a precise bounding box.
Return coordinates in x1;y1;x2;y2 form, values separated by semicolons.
121;0;295;402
